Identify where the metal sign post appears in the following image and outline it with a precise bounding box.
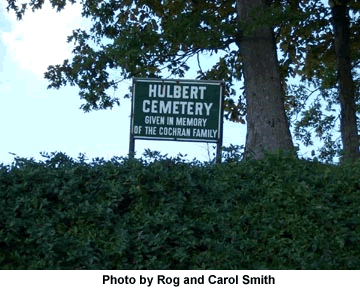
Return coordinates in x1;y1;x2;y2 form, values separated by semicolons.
129;78;224;163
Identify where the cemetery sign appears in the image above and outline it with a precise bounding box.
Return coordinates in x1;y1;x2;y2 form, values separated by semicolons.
129;78;224;161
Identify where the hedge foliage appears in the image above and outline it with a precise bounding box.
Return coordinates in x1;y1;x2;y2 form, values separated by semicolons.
0;149;359;269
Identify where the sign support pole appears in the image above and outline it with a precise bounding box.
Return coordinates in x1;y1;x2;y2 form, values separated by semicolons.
216;83;225;164
129;134;135;158
129;79;135;158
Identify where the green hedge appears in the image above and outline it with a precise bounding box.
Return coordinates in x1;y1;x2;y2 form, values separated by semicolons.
0;150;359;269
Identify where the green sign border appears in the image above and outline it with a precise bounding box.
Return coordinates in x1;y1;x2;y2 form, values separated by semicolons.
130;78;224;143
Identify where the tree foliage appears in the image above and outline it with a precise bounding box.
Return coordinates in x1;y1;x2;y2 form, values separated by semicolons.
7;0;244;118
275;0;360;163
7;0;360;163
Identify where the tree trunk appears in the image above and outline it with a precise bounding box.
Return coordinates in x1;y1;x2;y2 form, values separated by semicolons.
330;0;360;163
236;0;295;160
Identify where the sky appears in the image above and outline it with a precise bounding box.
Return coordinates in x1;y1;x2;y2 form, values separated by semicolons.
0;1;335;167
